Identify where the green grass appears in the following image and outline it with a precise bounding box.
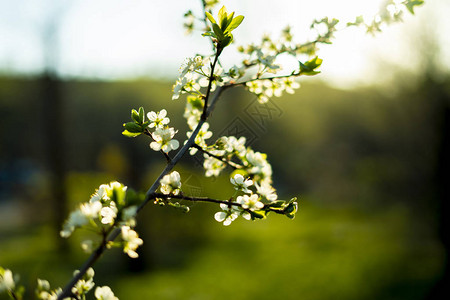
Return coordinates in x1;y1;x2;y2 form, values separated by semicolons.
0;180;444;300
0;172;444;300
111;202;444;300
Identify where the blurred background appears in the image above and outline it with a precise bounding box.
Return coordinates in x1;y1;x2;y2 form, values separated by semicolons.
1;0;449;299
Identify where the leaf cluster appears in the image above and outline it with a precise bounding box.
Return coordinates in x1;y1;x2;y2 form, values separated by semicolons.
203;6;244;49
252;198;298;220
122;107;148;137
299;56;323;76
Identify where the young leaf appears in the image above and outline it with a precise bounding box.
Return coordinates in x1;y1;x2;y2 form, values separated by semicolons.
122;130;141;138
138;107;145;124
299;56;323;76
404;0;424;14
205;11;216;24
249;209;267;220
218;6;227;26
212;23;225;40
225;15;244;33
221;35;232;47
131;109;140;123
202;31;216;38
225;11;235;30
124;122;143;133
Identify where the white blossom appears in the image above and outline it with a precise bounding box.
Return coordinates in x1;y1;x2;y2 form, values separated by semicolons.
60;210;89;238
256;50;280;73
246;80;263;94
81;240;95;253
183;96;203;130
121;206;138;227
187;122;213;155
237;194;264;211
230;174;253;193
280;77;300;94
255;180;278;202
100;202;118;225
228;65;246;79
263;80;283;97
150;127;180;153
89;185;110;203
203;156;226;177
95;286;118;300
160;171;182;195
121;226;143;258
214;203;241;226
37;279;50;292
147;109;170;128
179;56;204;77
37;289;63;300
0;269;15;292
79;201;102;219
72;276;94;296
172;76;188;100
227;136;246;156
246;149;273;179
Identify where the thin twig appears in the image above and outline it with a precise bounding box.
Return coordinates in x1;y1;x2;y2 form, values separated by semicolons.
191;144;242;169
202;50;221;119
154;192;240;207
154;193;289;216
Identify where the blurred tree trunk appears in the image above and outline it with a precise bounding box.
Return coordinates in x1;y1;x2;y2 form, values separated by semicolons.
39;3;72;252
40;72;68;251
427;77;450;299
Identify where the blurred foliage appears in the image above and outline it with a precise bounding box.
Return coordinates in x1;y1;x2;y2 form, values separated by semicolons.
0;70;448;298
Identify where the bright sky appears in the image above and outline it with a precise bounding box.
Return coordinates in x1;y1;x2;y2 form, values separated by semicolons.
0;0;448;87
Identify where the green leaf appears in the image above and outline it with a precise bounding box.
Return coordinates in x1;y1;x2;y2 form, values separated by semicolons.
112;185;127;206
346;15;364;27
249;209;266;220
404;0;424;14
267;200;286;208
218;6;227;26
299;56;323;76
224;12;235;30
202;31;216;38
225;15;244;33
122;130;141;138
131;109;140;123
124;122;143;133
212;23;225;40
124;189;145;206
205;11;216;24
284;199;298;220
220;34;232;47
138;107;145;123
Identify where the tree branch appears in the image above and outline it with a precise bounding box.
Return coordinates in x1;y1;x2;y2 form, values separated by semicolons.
58;52;229;300
154;192;241;207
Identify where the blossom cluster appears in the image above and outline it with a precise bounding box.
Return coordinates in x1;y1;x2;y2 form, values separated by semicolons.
159;171;182;195
35;268;118;300
0;267;20;299
60;182;143;259
347;0;424;34
214;173;277;226
172;55;227;102
246;77;300;103
202;135;273;183
148;109;180;153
